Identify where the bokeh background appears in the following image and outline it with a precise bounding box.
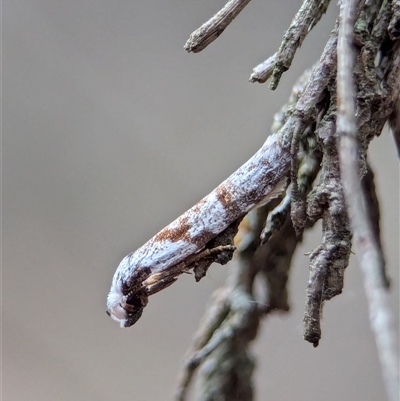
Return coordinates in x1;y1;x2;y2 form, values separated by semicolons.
3;1;399;400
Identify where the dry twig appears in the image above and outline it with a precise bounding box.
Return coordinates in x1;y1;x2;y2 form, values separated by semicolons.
250;0;331;86
269;0;331;89
184;0;252;53
336;1;399;399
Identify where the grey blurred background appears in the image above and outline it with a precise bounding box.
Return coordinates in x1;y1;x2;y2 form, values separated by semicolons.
3;1;399;400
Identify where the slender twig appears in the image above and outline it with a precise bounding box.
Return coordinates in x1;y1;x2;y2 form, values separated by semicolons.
304;113;352;346
184;0;252;53
249;53;277;83
175;263;260;401
269;0;331;89
361;164;390;287
249;1;331;86
336;1;399;400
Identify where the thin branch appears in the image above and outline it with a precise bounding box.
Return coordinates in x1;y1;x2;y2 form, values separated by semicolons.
184;0;252;53
361;164;390;287
336;1;399;400
249;53;277;84
304;112;352;346
269;0;331;89
249;0;331;86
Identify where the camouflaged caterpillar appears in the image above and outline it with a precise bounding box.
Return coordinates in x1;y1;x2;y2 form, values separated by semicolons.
107;132;291;327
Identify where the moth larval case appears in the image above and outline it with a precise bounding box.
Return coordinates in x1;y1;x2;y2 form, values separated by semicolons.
107;132;291;327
